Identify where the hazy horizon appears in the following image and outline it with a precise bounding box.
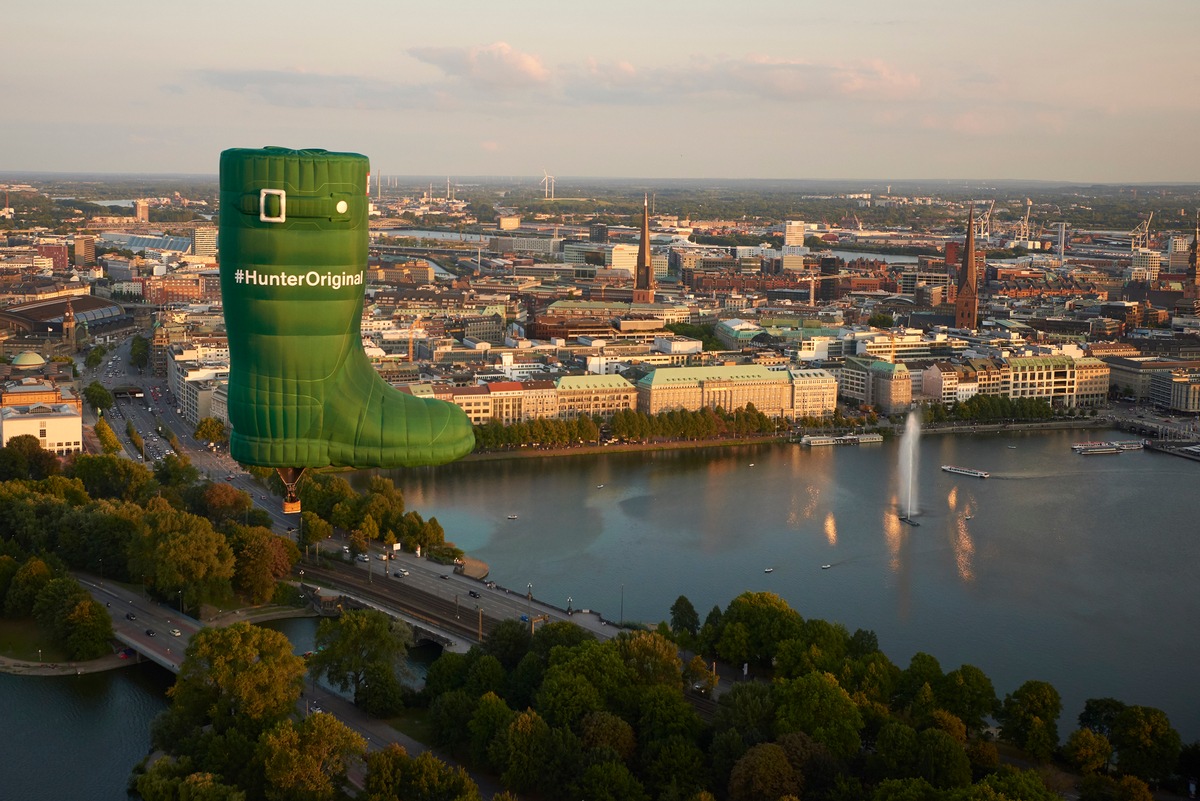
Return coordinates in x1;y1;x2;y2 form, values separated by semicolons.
4;1;1197;183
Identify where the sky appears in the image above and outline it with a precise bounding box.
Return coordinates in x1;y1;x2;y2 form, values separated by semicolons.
3;0;1198;183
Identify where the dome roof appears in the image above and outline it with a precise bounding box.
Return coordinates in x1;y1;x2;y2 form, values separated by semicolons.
11;351;47;369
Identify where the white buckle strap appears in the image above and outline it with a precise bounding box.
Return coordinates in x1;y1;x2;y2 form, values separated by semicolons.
259;188;286;223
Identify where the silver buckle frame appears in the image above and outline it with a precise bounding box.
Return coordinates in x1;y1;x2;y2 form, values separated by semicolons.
259;188;286;223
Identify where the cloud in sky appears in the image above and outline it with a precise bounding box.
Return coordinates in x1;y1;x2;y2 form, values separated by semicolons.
198;44;921;113
409;41;550;89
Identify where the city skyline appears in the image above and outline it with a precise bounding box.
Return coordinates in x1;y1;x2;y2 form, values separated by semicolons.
3;0;1198;182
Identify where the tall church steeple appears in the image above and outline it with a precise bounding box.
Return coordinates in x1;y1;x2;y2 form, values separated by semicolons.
955;207;979;331
632;194;656;304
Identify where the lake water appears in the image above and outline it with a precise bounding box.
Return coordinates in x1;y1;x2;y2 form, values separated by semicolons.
366;427;1200;741
3;427;1196;800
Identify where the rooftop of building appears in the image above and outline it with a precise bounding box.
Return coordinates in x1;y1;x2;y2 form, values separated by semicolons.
636;364;789;388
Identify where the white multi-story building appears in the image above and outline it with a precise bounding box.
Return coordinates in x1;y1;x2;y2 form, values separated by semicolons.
0;403;82;455
1128;249;1161;282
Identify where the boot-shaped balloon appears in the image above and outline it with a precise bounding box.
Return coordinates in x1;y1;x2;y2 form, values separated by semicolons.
219;146;474;469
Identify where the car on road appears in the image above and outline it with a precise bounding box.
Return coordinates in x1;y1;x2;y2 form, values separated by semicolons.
286;526;295;532
440;574;451;580
396;568;409;576
468;590;481;598
392;571;405;578
146;629;156;637
125;612;136;621
170;628;182;637
357;554;370;562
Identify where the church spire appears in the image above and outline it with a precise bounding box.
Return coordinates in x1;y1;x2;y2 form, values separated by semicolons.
633;194;655;304
955;207;978;330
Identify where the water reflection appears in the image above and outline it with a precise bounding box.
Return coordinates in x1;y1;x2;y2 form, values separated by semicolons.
953;516;975;582
824;512;838;546
947;486;958;510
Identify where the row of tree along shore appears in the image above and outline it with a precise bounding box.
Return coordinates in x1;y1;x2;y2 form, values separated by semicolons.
467;397;1103;457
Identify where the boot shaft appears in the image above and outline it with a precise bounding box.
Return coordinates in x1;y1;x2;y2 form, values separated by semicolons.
219;147;370;345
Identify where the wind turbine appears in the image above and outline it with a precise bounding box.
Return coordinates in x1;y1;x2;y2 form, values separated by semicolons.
541;170;555;200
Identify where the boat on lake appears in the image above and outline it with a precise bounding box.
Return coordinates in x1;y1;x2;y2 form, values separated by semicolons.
1078;445;1120;455
941;465;990;478
507;514;518;520
763;567;774;573
821;564;832;570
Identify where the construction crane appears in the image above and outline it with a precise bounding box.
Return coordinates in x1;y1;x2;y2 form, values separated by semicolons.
407;315;424;362
1016;198;1033;242
804;273;843;304
1130;212;1154;251
971;200;995;242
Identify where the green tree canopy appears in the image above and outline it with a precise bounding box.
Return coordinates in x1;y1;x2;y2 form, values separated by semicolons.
308;608;412;704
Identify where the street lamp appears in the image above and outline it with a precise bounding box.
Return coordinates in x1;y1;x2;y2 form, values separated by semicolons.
177;590;183;614
526;582;533;617
299;569;304;590
620;583;624;624
567;596;573;615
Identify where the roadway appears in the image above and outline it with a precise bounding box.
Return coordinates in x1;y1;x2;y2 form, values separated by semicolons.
78;577;200;673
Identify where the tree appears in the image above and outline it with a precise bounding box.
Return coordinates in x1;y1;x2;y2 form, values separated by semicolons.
130;334;150;369
536;670;603;730
308;609;412;703
362;745;481;801
468;691;516;770
670;595;701;638
198;483;253;526
63;598;114;659
167;623;305;735
132;498;235;609
5;435;60;480
915;728;971;789
614;630;683;688
194;417;227;444
728;743;799;801
259;714;366;801
4;557;52;617
874;721;919;781
998;680;1062;762
84;345;107;369
83;381;114;412
225;525;298;603
774;671;863;760
1109;705;1181;785
716;591;804;668
68;454;155;502
941;664;997;734
500;710;551;793
1064;727;1113;775
1079;697;1127;738
94;416;122;454
32;576;90;637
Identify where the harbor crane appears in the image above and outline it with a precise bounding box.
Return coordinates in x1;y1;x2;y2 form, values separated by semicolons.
1130;212;1154;251
1016;198;1033;242
971;200;995;242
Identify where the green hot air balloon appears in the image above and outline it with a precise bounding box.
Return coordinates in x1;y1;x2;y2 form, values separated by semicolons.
219;147;473;507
